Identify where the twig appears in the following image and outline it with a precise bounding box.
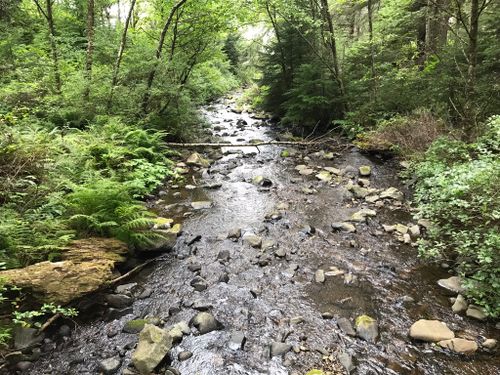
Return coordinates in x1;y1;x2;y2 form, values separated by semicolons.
106;260;154;286
39;313;61;333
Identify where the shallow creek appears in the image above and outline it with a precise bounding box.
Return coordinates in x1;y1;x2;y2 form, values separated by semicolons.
28;98;499;375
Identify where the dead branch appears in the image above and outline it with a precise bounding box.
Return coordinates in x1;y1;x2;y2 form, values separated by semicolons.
164;141;317;148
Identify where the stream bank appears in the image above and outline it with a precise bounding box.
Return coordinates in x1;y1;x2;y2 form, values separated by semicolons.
12;96;499;375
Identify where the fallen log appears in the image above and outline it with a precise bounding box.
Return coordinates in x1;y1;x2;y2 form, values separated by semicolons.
163;141;314;148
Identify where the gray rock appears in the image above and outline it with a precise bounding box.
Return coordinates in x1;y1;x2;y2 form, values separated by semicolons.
438;276;465;294
337;351;355;373
274;248;286;258
191;312;219;334
115;283;137;295
58;325;71;337
409;319;454;342
217;250;231;262
227;228;241;239
190;276;208;292
321;312;334;319
105;294;133;309
466;305;487;320
15;361;33;372
452;294;468;313
380;187;404;201
14;327;44;350
337;317;356;336
132;324;172;375
178;351;193;361
228;331;246;350
355;315;378;342
270;342;292;357
191;201;213;210
99;357;121;374
242;233;262;248
315;269;325;283
332;222;356;233
123;319;148;334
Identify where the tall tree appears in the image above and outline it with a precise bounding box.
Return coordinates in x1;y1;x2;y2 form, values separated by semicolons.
142;0;188;113
107;0;137;111
33;0;62;93
425;0;449;58
84;0;95;103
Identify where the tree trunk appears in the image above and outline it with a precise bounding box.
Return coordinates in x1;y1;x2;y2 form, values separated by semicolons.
142;0;189;113
34;0;62;93
463;0;479;133
46;0;61;94
319;0;347;111
425;0;449;58
107;0;137;111
367;0;376;82
83;0;95;103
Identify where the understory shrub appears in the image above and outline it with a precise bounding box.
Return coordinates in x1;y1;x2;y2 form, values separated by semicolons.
355;111;448;155
413;116;500;316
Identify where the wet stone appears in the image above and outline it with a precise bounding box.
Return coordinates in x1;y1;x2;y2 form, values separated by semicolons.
242;233;262;248
438;338;478;354
452;294;468;313
332;222;356;233
466;305;487;320
105;294;133;309
409;320;454;342
191;312;219;335
337;317;356;336
178;351;193;361
191;201;213;210
217;250;231;262
188;264;202;272
438;276;465;294
228;331;246;350
355;315;378;342
270;342;292;357
315;269;326;283
321;312;334;319
99;357;122;374
190;276;208;292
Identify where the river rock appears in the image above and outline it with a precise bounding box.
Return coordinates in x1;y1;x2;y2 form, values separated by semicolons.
438;338;478;354
409;225;421;238
227;228;241;239
99;357;121;374
190;276;208;292
359;166;371;176
191;201;213;210
270;342;292;357
409;320;455;342
315;171;332;182
380;187;404;201
132;324;172;375
105;294;132;309
337;351;355;373
315;269;325;283
14;327;44;350
242;233;262;248
186;152;210;167
324;167;342;175
355;315;378;342
252;175;273;187
191;312;219;334
350;185;369;199
0;238;127;304
332;222;356;233
452;294;468;313
482;338;497;349
299;168;314;176
466;305;487;320
350;208;377;222
438;276;465;294
123;319;148;334
228;331;246;350
337;317;356;336
178;351;193;361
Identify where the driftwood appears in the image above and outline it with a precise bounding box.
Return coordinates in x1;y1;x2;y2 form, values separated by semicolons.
106;259;154;286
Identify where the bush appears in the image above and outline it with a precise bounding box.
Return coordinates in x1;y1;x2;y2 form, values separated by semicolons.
413;116;500;316
355;111;448;155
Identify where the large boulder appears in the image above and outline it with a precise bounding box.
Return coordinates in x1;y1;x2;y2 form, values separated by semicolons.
409;320;455;342
132;324;172;375
0;238;127;304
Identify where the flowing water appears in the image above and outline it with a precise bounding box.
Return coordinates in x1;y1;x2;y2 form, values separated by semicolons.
27;97;499;375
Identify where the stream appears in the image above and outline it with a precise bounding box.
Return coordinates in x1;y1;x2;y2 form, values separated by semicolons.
27;96;499;375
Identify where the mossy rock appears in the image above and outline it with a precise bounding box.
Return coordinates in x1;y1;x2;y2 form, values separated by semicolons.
306;370;325;375
123;319;148;334
280;149;290;157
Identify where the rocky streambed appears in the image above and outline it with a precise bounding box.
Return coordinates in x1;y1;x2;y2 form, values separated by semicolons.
8;97;499;374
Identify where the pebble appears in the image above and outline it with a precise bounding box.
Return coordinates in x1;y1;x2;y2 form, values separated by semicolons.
482;338;497;349
228;331;246;350
315;269;325;283
337;317;356;336
98;357;121;374
270;342;292;357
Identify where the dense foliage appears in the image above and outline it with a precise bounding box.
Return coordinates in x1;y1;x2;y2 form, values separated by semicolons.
412;116;500;316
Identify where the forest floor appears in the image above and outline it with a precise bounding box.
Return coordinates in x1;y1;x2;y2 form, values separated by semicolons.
23;96;499;375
